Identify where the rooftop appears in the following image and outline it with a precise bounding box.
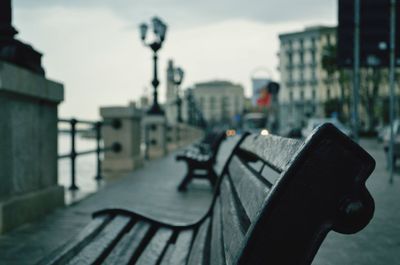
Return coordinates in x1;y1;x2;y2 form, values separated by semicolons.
194;80;242;88
279;25;336;40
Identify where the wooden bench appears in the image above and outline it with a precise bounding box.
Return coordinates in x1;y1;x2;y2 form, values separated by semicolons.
176;131;227;191
190;131;226;154
39;123;375;265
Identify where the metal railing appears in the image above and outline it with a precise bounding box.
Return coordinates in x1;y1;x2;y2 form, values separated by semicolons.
58;118;121;190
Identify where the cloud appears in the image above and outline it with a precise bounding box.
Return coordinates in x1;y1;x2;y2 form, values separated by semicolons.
14;0;337;28
11;1;337;119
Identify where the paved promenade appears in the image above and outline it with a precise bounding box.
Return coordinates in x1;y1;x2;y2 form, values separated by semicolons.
0;152;214;265
0;138;398;264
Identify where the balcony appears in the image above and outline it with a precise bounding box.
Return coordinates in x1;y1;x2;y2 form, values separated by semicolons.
297;80;307;87
286;80;296;87
309;79;319;86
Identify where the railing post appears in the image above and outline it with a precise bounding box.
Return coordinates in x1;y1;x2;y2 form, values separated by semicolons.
94;121;103;181
177;124;180;146
69;118;78;190
145;124;149;160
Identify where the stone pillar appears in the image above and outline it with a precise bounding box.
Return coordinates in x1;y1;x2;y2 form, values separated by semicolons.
142;115;168;159
0;61;64;234
100;105;143;178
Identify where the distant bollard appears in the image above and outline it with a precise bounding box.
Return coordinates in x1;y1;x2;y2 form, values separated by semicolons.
100;106;143;178
142;115;168;159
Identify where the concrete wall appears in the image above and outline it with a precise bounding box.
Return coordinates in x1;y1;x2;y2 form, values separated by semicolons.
0;61;64;233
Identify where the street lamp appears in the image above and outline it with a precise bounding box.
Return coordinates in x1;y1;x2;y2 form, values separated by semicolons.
173;67;184;123
139;17;168;115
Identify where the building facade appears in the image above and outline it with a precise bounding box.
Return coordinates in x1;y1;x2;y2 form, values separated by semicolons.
278;26;338;128
190;81;244;126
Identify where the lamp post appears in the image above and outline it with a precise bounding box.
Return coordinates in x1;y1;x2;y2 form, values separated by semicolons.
139;17;167;115
173;67;184;123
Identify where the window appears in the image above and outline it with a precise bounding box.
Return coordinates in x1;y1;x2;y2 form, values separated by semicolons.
300;71;304;82
311;52;316;64
221;96;229;120
210;96;216;109
311;37;316;48
299;51;304;65
199;97;204;111
288;52;293;66
289;71;294;83
235;96;240;114
288;40;293;49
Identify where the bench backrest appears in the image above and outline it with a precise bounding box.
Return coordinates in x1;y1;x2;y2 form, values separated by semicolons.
209;131;227;162
193;123;375;265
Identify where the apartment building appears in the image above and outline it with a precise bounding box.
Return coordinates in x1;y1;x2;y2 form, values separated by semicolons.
191;80;244;125
278;25;338;127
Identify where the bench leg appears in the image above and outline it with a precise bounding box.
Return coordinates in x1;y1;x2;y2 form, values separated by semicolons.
178;168;194;192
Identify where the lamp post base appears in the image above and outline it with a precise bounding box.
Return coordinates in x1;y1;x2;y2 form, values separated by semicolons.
147;104;165;115
0;35;45;76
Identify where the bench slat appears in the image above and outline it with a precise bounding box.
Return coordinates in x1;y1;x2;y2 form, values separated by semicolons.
159;243;175;265
136;227;174;265
260;164;280;186
102;220;151;264
38;215;110;265
187;218;211;265
160;229;194;265
210;197;226;265
239;134;302;172
228;156;270;222
66;215;131;265
220;177;247;265
247;160;264;172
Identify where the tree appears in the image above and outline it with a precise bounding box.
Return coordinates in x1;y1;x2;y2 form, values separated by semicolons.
321;43;350;122
359;68;388;132
322;42;399;132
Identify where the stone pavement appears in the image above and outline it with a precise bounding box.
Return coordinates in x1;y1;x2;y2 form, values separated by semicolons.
0;137;398;264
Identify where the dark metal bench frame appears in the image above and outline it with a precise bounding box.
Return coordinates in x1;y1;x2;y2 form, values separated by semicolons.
39;124;375;265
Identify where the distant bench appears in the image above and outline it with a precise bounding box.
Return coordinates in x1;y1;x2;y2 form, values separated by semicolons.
39;124;375;265
176;131;226;191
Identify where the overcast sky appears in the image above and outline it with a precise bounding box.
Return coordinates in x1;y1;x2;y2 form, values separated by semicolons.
12;0;337;119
